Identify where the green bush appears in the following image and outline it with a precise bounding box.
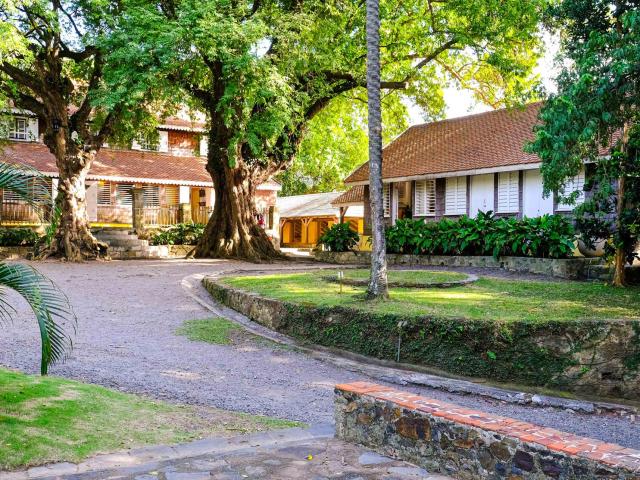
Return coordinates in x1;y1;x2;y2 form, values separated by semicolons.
317;222;359;252
0;228;40;247
386;211;576;259
149;223;205;246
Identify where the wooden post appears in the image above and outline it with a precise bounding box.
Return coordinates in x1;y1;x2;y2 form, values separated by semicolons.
179;203;192;223
339;206;346;224
132;186;145;233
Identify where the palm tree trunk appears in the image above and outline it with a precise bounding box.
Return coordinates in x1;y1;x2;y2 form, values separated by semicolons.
365;0;389;299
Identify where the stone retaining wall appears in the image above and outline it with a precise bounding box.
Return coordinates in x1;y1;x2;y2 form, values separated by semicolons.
108;244;194;260
314;251;602;280
204;276;640;398
0;246;33;259
335;382;640;479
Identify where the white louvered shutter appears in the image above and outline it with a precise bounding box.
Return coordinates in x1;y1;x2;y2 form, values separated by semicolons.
143;185;160;206
115;184;133;206
383;184;391;217
497;171;519;213
97;182;112;205
414;180;436;216
445;177;467;215
557;170;586;211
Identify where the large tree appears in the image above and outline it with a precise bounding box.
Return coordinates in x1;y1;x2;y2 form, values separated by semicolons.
0;0;149;260
107;0;545;261
529;0;639;286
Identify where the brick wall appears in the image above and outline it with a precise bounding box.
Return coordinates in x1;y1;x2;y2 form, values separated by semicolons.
168;131;198;156
335;382;640;479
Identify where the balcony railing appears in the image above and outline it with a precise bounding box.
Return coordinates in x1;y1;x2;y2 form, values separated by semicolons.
193;206;213;224
0;201;47;225
142;205;180;227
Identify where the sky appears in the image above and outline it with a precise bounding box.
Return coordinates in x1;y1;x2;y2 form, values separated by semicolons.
407;33;560;125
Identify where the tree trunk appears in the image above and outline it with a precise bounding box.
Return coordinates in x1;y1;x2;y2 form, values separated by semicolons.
365;0;388;299
194;160;280;262
39;151;107;261
612;175;626;286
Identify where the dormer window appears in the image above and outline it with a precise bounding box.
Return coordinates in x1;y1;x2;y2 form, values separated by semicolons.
9;117;28;140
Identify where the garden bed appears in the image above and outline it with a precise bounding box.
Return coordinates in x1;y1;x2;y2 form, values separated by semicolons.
204;270;640;399
314;251;603;280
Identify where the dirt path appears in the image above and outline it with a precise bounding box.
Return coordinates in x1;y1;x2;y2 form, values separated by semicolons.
0;259;638;448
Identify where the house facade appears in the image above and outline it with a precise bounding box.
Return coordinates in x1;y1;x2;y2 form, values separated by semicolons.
344;103;588;228
278;192;363;248
0;110;280;241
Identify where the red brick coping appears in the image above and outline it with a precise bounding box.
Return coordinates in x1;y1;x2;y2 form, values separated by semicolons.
336;382;640;474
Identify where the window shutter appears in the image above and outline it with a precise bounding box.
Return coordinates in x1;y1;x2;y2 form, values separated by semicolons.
143;185;160;207
445;177;467;215
98;182;112;205
115;184;133;206
163;186;180;206
557;170;586;211
383;184;391;217
414;180;436;216
497;171;519;213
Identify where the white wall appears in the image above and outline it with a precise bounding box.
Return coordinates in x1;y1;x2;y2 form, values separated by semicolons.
523;169;554;217
469;173;494;216
159;131;169;153
85;181;98;222
179;185;191;204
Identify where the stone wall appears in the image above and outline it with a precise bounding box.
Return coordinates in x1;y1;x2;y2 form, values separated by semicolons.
335;382;640;479
109;244;194;260
204;276;640;398
0;246;33;259
313;251;602;280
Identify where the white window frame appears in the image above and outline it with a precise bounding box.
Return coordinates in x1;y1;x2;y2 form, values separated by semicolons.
383;183;391;217
413;179;436;217
97;182;112;206
497;171;520;214
9;117;28;141
445;176;467;215
556;169;586;211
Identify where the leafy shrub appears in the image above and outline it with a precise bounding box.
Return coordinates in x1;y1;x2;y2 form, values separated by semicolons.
386;211;576;259
317;222;359;252
0;228;40;247
149;223;205;245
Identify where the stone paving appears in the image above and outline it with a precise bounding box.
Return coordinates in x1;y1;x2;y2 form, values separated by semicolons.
6;425;452;480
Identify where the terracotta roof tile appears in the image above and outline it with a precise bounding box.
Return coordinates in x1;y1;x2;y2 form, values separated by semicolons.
345;103;543;184
159;117;206;132
331;185;364;206
1;142;213;186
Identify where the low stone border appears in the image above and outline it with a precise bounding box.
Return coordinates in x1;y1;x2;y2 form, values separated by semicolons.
203;273;640;399
314;251;602;280
108;244;194;260
321;271;478;288
0;246;33;260
335;382;640;479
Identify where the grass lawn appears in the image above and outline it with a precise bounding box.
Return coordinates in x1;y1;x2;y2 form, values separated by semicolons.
0;368;301;470
222;271;640;323
177;318;239;345
332;269;467;284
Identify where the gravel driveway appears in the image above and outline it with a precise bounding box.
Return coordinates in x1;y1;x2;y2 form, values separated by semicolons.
0;259;638;449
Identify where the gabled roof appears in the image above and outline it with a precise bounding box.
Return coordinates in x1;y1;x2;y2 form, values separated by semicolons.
159;117;207;133
331;185;364;207
277;192;343;218
345;103;544;185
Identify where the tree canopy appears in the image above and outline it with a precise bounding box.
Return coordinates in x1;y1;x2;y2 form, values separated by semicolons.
529;0;639;285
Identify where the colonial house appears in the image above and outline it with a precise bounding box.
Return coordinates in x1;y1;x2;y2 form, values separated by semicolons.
0;109;280;240
278;192;363;248
344;103;589;228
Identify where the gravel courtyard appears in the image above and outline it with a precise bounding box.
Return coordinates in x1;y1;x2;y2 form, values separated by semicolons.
0;259;638;448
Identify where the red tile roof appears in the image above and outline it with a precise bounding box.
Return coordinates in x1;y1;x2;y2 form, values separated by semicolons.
331;186;364;206
1;142;213;186
159;117;206;132
345;103;543;184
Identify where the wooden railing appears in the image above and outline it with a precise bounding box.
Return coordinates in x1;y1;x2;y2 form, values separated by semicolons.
193;206;213;224
0;202;47;225
142;205;180;226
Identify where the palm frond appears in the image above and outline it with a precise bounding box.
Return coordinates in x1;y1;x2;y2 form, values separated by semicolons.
0;262;76;374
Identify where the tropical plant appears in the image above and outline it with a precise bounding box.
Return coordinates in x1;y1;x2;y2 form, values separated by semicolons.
385;212;576;259
528;0;640;286
0;162;75;374
0;227;40;246
317;223;360;252
149;223;205;246
365;0;388;300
